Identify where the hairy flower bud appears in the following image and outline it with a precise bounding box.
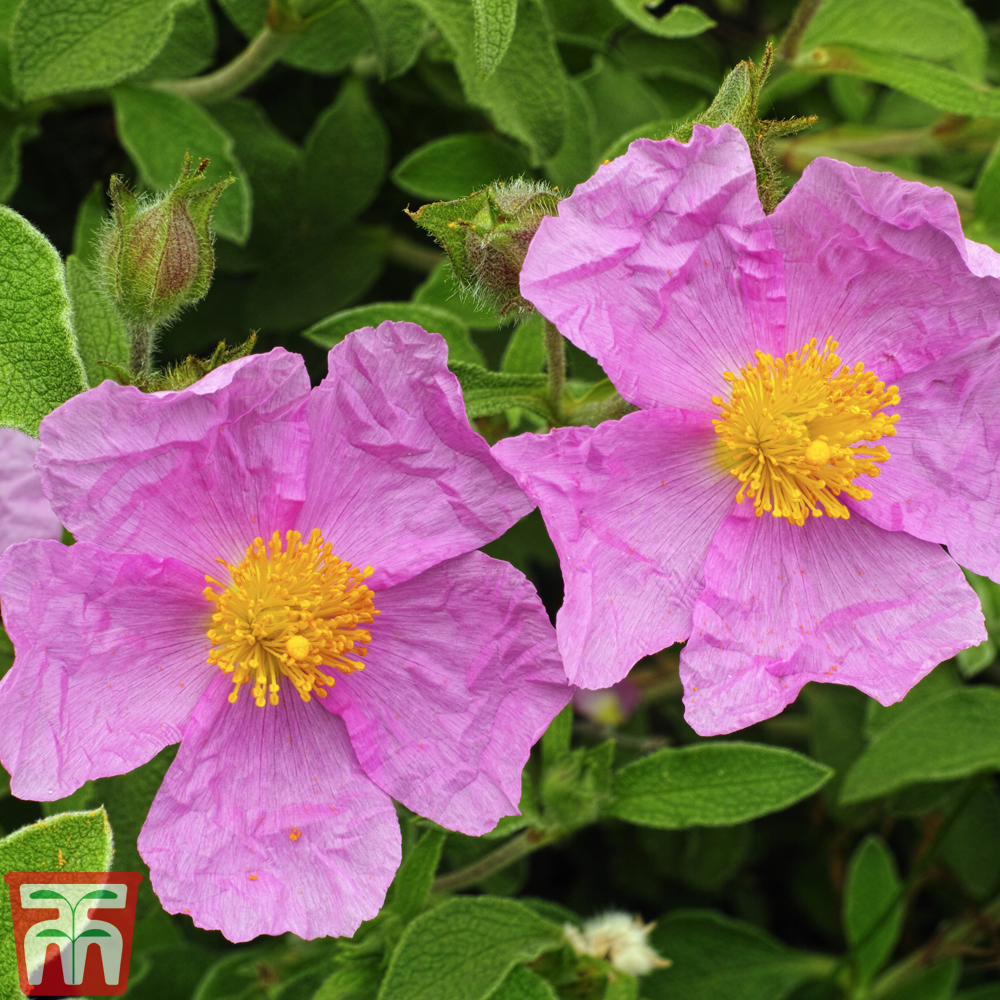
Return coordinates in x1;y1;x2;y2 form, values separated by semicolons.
100;153;233;341
407;179;560;316
565;912;671;977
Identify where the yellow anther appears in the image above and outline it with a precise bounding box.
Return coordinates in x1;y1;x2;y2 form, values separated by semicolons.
712;338;899;526
204;529;378;707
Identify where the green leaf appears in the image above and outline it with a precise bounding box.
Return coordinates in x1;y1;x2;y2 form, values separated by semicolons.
606;743;832;829
844;835;903;981
313;958;384;1000
607;1;715;39
940;784;1000;901
879;959;959;1000
0;107;27;202
797;0;987;79
448;361;554;421
303;302;485;366
412;0;567;161
393;132;531;201
580;56;670;155
135;0;217;81
414;261;503;331
354;0;427;80
35;928;71;937
391;829;446;922
112;85;251;245
501;313;545;374
865;662;961;741
0;205;88;435
541;740;615;831
473;0;517;79
72;182;107;268
65;255;129;388
541;704;573;765
643;910;831;1000
793;45;1000;117
956;571;999;677
248;224;388;332
488;964;558;1000
377;896;563;1000
11;0;188;101
841;688;1000;804
305;77;389;231
801;684;869;817
543;77;597;190
0;809;113;999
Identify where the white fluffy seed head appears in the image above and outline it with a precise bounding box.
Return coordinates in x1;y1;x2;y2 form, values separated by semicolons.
564;911;671;977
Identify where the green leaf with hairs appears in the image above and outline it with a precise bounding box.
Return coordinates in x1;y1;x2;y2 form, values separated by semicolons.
378;896;563;1000
843;835;903;981
11;0;188;101
448;361;554;421
355;0;427;80
473;0;517;79
65;255;129;388
607;743;832;828
607;1;715;39
0;205;87;435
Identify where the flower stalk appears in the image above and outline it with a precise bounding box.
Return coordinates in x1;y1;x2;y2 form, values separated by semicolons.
543;320;566;422
432;830;553;894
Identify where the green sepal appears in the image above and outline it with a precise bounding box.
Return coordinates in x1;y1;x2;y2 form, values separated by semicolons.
101;334;256;393
672;44;816;212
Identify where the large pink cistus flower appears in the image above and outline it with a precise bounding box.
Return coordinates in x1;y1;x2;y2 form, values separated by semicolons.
0;428;61;553
494;123;998;737
0;323;570;941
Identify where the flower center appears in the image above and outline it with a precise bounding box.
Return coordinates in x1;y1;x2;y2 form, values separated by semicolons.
203;529;377;707
711;338;900;526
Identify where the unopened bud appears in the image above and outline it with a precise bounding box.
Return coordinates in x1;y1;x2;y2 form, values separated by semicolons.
407;179;560;316
100;153;233;338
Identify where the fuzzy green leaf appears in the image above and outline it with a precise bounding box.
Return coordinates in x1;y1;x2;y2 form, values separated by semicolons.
303;301;485;366
489;965;559;1000
135;0;217;82
393;132;531;201
448;361;553;421
391;829;446;922
793;45;1000;116
607;1;715;39
377;896;563;1000
112;85;251;244
412;0;567;161
607;743;832;828
0;809;113;999
11;0;187;101
501;314;545;373
72;183;107;268
841;688;1000;803
0;107;26;202
65;255;129;388
643;911;831;1000
844;835;903;981
473;0;517;79
0;205;87;435
355;0;427;80
305;77;389;231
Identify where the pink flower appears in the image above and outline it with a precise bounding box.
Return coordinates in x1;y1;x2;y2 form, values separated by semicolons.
0;323;570;941
494;124;996;737
0;428;61;553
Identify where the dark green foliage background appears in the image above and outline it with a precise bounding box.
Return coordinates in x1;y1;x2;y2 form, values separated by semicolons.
3;0;1000;997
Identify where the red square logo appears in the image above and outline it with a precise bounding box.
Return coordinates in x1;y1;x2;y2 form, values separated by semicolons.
4;872;143;996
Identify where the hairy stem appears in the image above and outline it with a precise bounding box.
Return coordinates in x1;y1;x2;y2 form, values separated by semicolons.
432;831;549;894
128;325;157;376
543;319;566;422
153;25;296;103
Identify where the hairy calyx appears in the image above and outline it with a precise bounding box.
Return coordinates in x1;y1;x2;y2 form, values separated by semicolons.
205;529;376;707
712;338;899;526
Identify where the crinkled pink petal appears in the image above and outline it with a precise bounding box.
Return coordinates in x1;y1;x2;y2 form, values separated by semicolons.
140;674;400;942
0;540;213;799
519;124;786;410
854;337;1000;579
37;350;311;575
0;428;61;552
494;408;734;689
682;508;985;736
324;550;569;836
297;323;531;588
769;157;1000;379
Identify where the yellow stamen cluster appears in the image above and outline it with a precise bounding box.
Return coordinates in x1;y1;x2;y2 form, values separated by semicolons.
204;529;377;707
712;338;900;526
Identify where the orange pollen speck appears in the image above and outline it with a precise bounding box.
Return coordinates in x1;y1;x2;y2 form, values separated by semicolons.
711;338;900;526
203;529;377;708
